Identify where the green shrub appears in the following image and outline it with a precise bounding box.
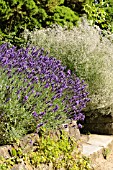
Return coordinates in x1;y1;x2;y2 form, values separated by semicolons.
0;0;40;33
35;0;65;12
22;19;113;112
83;0;113;32
51;6;79;28
63;0;92;14
0;0;80;46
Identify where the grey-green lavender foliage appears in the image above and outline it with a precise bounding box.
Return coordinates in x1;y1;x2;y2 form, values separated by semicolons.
22;18;113;112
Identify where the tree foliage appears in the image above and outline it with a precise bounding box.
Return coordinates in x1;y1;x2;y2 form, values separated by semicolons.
83;0;113;32
0;0;80;45
1;0;113;46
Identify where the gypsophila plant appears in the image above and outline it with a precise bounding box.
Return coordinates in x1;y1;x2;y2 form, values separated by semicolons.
0;43;89;145
22;18;113;111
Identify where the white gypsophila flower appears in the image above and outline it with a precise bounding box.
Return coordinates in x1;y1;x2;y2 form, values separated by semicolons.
22;18;113;111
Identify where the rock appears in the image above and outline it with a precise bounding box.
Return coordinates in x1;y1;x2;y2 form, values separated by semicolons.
11;163;27;170
34;163;52;170
19;133;39;147
82;106;113;134
18;133;39;154
69;120;81;140
0;145;12;158
63;120;81;140
11;160;33;170
83;122;113;135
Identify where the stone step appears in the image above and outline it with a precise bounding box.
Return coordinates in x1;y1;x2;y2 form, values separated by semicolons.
81;134;113;169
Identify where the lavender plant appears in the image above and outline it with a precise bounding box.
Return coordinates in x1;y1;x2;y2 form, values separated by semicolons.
0;43;89;144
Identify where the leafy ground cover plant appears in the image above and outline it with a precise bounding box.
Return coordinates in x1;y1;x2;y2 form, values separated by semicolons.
22;19;113;112
0;131;91;170
0;43;89;145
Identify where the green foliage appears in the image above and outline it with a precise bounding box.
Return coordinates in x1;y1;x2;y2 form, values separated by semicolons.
29;131;90;169
36;0;65;12
0;0;84;37
0;0;11;17
0;0;45;46
0;68;37;145
0;0;80;46
0;131;91;170
83;1;107;29
63;0;93;14
0;0;40;33
1;0;113;46
83;0;113;32
102;0;113;32
51;6;79;28
0;31;27;47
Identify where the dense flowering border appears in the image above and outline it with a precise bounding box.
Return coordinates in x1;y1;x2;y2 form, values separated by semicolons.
0;43;90;130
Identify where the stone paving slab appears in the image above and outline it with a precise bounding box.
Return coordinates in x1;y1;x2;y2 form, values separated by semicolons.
81;134;113;156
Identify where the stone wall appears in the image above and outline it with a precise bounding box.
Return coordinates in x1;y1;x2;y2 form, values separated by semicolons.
82;106;113;134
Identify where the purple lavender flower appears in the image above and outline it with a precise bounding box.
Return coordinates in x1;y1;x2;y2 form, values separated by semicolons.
5;98;10;102
77;123;82;129
67;69;71;75
24;95;28;101
73;114;79;120
35;92;41;97
37;123;44;128
0;43;90;131
53;105;59;112
39;112;45;116
44;83;49;88
32;111;38;118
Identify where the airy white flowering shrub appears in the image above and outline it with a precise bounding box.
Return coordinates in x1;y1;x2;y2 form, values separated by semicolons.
22;18;113;112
